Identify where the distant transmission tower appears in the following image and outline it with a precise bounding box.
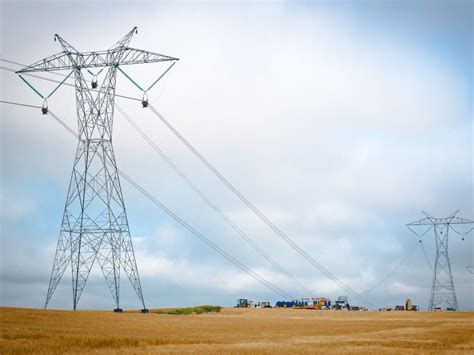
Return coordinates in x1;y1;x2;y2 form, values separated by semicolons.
407;211;474;311
17;27;178;311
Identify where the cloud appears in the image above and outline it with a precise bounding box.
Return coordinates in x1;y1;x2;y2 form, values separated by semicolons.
0;1;472;310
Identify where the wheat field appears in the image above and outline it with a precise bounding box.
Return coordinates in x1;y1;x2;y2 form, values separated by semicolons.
1;306;473;354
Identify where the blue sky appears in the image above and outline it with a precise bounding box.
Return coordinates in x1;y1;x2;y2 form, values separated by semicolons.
0;0;472;310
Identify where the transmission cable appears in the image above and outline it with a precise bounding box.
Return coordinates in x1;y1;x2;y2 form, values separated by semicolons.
449;224;474;237
359;228;435;295
420;239;433;272
0;99;294;301
0;99;76;137
406;224;437;274
116;165;294;300
0;99;41;109
2;57;376;308
360;241;419;295
115;104;314;298
147;104;377;310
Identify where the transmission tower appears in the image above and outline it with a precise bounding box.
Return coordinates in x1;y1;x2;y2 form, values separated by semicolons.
17;27;178;311
407;211;474;311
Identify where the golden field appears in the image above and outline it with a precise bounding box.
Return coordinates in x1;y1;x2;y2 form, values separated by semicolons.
1;306;473;354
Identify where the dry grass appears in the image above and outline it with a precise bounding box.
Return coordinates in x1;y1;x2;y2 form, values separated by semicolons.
1;306;473;354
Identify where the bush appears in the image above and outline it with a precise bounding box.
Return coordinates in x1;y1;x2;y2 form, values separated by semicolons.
155;305;221;315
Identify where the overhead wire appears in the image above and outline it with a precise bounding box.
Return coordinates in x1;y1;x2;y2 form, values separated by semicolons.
2;57;378;308
0;99;78;137
115;104;313;298
0;98;294;301
420;239;433;272
2;59;311;298
358;224;439;295
147;104;378;310
0;99;40;109
360;241;420;296
449;224;474;237
116;165;294;301
406;225;435;273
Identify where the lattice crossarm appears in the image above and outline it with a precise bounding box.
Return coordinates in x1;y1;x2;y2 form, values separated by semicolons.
16;52;74;73
116;47;179;66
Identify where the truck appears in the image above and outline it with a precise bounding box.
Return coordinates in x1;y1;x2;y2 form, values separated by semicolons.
332;296;350;310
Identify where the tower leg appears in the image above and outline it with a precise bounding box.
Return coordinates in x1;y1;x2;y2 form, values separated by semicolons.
428;251;438;311
70;233;103;310
44;160;81;309
121;231;147;310
45;230;72;308
96;233;121;309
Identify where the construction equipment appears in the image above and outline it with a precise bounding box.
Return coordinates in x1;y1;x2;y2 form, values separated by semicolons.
333;296;350;310
275;297;332;310
315;297;331;310
236;299;253;308
275;300;305;308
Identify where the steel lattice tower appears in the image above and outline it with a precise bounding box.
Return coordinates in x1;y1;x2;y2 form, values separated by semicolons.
17;27;178;311
407;211;474;311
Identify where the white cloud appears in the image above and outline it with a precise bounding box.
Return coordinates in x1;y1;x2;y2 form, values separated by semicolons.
0;2;472;310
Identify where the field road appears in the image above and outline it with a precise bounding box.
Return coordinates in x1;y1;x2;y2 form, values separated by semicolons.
1;306;473;353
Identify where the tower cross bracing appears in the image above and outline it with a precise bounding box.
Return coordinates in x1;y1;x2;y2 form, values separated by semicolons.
17;27;178;310
407;211;474;311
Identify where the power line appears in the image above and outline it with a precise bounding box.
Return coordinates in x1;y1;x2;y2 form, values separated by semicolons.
420;240;433;272
360;241;419;296
147;104;378;310
0;99;40;109
0;99;77;136
2;56;376;308
405;225;434;272
115;104;312;298
1;64;299;298
0;99;294;301
116;165;294;300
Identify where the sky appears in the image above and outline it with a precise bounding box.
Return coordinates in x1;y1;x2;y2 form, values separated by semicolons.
0;0;473;311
